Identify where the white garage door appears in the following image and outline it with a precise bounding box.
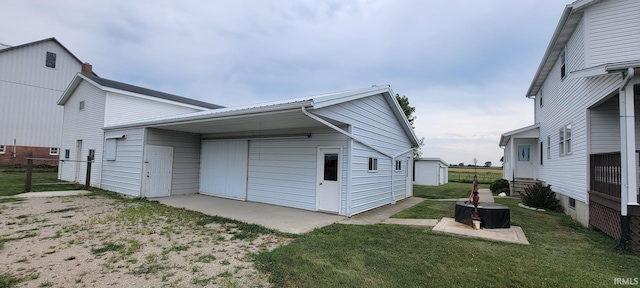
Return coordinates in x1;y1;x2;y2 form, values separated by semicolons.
200;140;248;199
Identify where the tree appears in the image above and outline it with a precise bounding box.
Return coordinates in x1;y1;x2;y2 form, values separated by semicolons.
395;93;423;159
484;161;492;167
458;163;464;167
395;94;416;128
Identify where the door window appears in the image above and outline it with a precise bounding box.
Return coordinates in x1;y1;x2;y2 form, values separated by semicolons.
518;145;530;161
324;153;338;181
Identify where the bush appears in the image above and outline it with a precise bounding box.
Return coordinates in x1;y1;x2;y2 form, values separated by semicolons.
520;183;560;211
489;179;509;193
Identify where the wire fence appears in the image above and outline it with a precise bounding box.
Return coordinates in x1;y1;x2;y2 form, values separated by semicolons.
448;171;503;184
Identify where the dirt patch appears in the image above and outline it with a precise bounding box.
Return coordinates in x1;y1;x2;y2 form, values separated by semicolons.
0;195;291;287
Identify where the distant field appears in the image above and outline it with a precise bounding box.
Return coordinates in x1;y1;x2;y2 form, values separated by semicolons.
448;166;503;184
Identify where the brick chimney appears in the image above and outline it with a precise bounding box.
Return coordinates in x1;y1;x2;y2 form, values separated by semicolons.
81;62;93;75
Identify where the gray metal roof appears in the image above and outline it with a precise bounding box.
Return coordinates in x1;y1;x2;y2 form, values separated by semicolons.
83;74;223;109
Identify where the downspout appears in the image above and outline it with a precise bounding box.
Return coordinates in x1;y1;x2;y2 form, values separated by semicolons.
301;107;415;205
618;67;635;249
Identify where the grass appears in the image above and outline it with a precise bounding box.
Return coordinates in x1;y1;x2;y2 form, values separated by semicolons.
412;182;488;199
448;166;503;184
0;168;83;196
391;200;455;219
254;187;640;287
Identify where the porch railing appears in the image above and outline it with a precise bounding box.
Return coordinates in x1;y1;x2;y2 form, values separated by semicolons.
590;152;621;199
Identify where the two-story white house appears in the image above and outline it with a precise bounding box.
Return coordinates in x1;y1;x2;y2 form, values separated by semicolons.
0;38;91;166
500;0;640;248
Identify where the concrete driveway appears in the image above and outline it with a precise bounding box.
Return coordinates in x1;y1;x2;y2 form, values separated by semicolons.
154;194;346;234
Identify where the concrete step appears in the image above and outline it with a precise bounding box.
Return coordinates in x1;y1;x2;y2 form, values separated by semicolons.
510;179;541;196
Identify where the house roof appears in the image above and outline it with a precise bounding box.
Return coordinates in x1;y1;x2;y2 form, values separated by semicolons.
416;157;449;166
499;124;540;147
570;60;640;78
0;37;93;74
58;73;223;110
104;85;421;146
526;0;602;97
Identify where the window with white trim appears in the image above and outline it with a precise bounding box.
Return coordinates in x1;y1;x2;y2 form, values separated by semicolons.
88;149;95;161
79;100;85;111
368;157;378;172
64;149;70;159
0;145;5;154
539;85;543;108
560;48;567;79
559;124;572;156
395;160;402;171
50;147;59;155
46;51;56;68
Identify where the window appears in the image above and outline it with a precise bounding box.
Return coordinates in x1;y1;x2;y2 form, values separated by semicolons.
539;86;543;107
79;100;85;111
559;124;572;156
49;147;59;155
395;160;402;171
0;145;5;154
569;197;576;209
88;149;95;161
46;52;56;68
64;149;70;159
540;141;544;166
547;136;551;159
323;153;338;181
560;48;566;79
368;157;378;171
517;145;530;161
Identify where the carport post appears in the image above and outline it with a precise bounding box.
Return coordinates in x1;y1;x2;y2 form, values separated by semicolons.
25;153;33;192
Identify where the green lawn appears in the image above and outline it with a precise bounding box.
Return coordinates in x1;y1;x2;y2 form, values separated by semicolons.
413;182;488;199
391;200;456;219
0;169;83;196
255;190;640;287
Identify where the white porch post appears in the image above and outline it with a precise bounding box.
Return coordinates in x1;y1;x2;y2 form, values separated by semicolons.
618;69;637;247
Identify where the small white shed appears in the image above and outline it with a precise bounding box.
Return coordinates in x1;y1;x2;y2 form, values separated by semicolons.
414;158;449;186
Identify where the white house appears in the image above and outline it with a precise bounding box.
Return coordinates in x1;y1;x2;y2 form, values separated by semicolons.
0;38;90;166
59;78;419;217
499;0;640;247
414;158;448;186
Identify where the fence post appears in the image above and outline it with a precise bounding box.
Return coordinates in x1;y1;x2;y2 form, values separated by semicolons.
85;155;92;189
25;153;33;192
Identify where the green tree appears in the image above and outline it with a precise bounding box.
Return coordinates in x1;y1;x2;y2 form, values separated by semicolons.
395;94;423;159
484;161;492;167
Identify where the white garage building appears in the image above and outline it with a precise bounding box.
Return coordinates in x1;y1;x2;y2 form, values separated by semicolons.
414;158;449;186
58;73;419;217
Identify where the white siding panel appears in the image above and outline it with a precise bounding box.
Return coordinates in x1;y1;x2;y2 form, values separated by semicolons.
58;81;106;186
586;0;640;66
414;161;439;186
104;92;202;127
247;127;348;213
147;128;201;195
101;128;144;196
0;40;81;147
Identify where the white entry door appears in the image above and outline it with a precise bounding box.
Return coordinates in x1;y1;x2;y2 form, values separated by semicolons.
515;144;535;179
316;147;341;213
144;145;173;197
200;140;248;200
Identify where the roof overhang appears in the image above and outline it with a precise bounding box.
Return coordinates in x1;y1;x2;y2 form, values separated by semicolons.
526;0;601;98
416;157;449;166
103;86;421;147
570;60;640;79
499;124;540;147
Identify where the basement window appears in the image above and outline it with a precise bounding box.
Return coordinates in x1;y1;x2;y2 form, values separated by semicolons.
368;157;378;172
0;145;5;154
569;197;576;209
46;51;56;68
64;149;70;159
50;147;59;155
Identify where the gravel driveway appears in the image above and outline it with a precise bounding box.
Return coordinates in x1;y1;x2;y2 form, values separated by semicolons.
0;194;290;287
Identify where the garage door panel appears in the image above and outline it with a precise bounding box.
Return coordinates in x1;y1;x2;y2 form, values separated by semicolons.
200;140;248;199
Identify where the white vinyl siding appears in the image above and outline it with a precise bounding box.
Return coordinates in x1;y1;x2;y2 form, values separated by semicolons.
104;92;203;127
146;128;202;196
589;95;640;154
246;127;348;213
313;94;413;215
414;160;448;186
101;128;145;196
586;0;640;66
0;40;81;148
58;81;106;186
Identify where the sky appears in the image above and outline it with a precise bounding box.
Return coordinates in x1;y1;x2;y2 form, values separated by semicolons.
0;0;570;166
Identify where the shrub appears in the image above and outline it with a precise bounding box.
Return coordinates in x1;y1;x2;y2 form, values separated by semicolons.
489;179;509;193
520;183;560;211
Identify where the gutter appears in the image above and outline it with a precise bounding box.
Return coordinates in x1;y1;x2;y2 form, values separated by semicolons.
301;107;415;205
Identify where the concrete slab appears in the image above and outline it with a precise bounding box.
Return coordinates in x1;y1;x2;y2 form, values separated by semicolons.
432;217;529;245
382;218;438;227
13;190;91;198
154;194;346;234
341;197;425;225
